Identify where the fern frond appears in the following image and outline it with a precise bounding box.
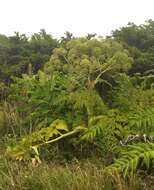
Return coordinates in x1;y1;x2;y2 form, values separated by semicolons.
106;142;154;176
129;107;154;133
81;114;113;141
81;109;129;142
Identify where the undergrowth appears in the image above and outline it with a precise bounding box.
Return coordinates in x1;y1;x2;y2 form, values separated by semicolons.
0;156;154;190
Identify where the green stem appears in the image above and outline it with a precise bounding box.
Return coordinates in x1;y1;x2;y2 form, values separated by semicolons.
33;129;81;148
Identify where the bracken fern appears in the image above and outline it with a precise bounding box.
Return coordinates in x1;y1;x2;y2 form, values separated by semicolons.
106;142;154;176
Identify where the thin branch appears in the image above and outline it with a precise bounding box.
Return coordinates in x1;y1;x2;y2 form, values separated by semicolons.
33;127;84;148
94;63;113;85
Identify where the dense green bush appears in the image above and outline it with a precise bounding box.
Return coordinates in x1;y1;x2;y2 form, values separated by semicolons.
0;20;154;189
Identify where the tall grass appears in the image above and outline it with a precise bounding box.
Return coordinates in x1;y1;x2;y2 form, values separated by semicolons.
0;156;154;190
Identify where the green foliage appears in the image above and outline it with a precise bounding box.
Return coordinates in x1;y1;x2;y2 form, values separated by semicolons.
9;70;108;132
9;71;69;126
112;74;154;134
81;109;127;142
44;38;133;90
106;142;154;176
6;119;85;161
112;20;154;75
129;107;154;133
0;30;58;82
113;20;154;51
1;21;154;183
112;74;154;111
71;89;106;117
